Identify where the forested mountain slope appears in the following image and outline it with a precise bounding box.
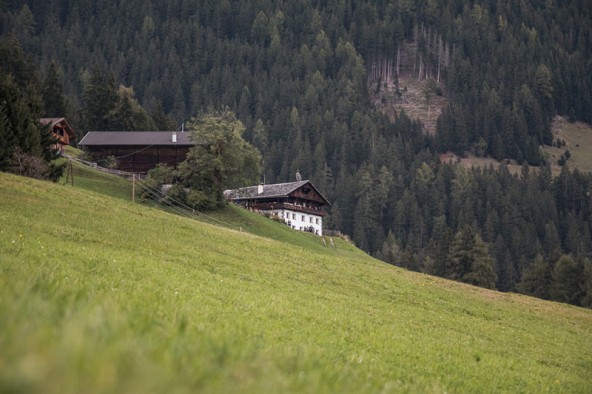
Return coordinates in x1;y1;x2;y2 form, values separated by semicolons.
2;0;591;305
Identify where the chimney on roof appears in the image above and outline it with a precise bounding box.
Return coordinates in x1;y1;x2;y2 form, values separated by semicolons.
172;132;177;143
258;184;264;195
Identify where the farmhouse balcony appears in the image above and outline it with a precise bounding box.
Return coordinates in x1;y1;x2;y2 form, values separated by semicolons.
249;202;327;216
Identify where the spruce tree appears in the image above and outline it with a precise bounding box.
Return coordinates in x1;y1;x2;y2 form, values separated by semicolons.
445;227;474;280
516;254;552;300
82;68;117;131
549;255;581;304
463;234;497;289
41;62;68;118
151;102;178;131
108;85;156;131
580;258;592;308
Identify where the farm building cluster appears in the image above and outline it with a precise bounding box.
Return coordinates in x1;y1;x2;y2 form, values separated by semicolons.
48;120;330;235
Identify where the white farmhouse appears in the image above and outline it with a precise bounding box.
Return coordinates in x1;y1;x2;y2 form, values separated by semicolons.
224;180;330;235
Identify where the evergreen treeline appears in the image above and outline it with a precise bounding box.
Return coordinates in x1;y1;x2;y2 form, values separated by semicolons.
0;34;63;180
2;0;592;306
434;1;592;164
374;160;592;307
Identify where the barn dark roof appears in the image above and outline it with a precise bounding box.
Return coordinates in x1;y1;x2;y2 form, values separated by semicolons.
224;180;331;206
78;131;194;146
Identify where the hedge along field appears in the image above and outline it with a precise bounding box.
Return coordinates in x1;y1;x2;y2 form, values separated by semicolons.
1;172;591;393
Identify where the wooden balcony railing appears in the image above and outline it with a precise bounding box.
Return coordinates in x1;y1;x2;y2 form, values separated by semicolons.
248;201;327;216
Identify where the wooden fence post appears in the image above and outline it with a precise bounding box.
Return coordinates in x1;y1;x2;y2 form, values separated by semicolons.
65;160;74;186
132;174;135;203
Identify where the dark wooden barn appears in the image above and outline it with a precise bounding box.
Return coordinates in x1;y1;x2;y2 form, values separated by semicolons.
78;131;195;173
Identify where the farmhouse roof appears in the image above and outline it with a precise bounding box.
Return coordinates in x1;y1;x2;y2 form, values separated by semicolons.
225;180;331;206
78;131;194;146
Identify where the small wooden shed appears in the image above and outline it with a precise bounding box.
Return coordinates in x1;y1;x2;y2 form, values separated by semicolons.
40;118;76;153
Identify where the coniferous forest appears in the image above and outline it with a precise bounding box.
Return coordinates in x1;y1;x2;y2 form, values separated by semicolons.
1;0;592;307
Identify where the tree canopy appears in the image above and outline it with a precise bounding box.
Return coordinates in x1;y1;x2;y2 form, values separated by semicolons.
178;111;261;209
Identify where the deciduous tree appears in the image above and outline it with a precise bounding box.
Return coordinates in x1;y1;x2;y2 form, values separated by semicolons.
178;110;261;209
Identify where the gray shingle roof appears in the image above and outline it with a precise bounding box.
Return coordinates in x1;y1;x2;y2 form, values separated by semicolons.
78;131;194;146
225;180;308;199
225;180;330;205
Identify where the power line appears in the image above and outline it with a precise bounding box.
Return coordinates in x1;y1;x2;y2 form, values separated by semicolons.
135;178;243;231
68;156;139;179
115;144;156;159
136;180;213;221
67;155;244;231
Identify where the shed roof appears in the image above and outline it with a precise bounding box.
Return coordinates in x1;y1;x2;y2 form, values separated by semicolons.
40;117;76;139
225;180;331;206
78;131;194;146
40;117;66;126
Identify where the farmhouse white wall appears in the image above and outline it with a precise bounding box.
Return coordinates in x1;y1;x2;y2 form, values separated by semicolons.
225;180;329;237
271;209;323;235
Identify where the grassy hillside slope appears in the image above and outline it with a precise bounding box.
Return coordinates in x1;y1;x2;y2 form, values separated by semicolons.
1;172;591;393
61;160;352;251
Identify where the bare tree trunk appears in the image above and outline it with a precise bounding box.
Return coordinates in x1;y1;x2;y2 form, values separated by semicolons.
374;59;378;82
386;56;391;87
413;24;418;73
396;46;401;76
437;35;442;82
388;56;392;87
383;56;387;87
418;55;423;81
427;26;431;80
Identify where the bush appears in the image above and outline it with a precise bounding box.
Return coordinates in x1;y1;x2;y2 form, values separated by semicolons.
186;189;225;211
558;155;566;166
142;164;177;200
98;155;118;169
7;148;50;180
166;183;187;205
147;164;176;184
49;158;67;182
564;149;571;160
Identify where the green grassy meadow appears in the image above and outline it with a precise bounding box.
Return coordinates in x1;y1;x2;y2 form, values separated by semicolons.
63;160;134;201
1;171;592;393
